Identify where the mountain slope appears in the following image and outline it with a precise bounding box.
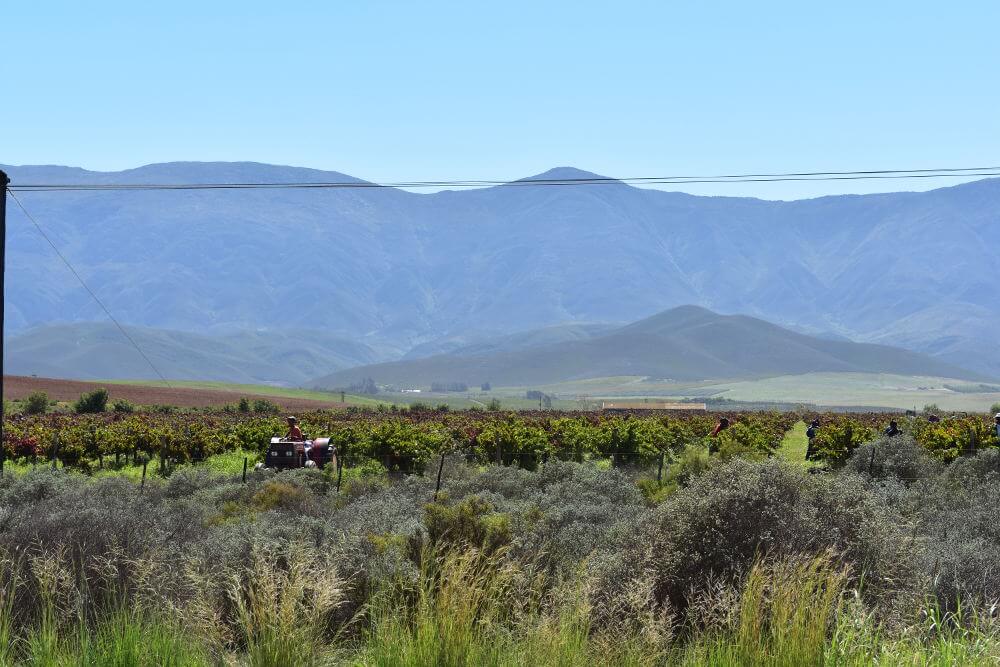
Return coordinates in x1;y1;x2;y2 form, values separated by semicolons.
310;306;985;388
4;161;999;375
5;323;384;385
402;322;617;360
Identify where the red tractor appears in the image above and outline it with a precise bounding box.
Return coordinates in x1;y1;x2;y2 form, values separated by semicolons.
258;436;337;470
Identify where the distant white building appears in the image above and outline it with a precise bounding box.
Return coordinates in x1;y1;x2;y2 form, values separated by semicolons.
602;401;706;411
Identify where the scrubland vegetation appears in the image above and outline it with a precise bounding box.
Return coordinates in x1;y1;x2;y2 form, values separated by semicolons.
3;420;1000;664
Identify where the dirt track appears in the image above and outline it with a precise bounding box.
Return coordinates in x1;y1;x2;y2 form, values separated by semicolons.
3;375;347;411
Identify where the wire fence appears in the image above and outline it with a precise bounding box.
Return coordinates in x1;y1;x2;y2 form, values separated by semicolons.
3;436;990;497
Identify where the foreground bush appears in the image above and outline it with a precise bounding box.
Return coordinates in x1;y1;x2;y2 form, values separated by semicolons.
844;434;941;482
590;459;920;625
3;453;1000;663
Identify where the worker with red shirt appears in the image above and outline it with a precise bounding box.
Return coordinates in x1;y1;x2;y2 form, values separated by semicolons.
710;417;731;437
708;417;732;454
285;416;304;441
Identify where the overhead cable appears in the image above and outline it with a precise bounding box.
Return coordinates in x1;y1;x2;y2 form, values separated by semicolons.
4;189;173;387
9;165;1000;192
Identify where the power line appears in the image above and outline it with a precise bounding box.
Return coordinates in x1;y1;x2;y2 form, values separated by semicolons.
5;189;173;388
8;165;1000;192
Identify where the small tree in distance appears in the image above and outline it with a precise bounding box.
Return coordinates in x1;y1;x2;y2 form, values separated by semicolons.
251;398;281;414
348;378;379;395
24;391;50;415
74;388;109;414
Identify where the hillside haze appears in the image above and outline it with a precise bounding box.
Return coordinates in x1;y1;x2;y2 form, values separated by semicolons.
5;323;384;385
4;162;999;376
311;306;984;389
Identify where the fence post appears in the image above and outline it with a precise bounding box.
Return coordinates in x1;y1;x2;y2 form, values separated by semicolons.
94;427;103;469
433;452;446;502
159;436;166;474
336;443;346;494
140;460;147;491
242;456;248;483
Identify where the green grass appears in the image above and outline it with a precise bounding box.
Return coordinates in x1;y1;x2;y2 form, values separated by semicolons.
198;448;260;475
29;609;210;667
384;393;581;411
776;421;816;466
698;372;1000;412
102;379;582;411
0;459;74;479
358;548;657;667
66;371;1000;414
3;579;210;667
102;378;390;407
355;550;1000;666
494;372;1000;412
0;449;259;481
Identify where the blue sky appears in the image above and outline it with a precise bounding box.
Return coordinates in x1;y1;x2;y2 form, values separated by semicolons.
4;1;999;199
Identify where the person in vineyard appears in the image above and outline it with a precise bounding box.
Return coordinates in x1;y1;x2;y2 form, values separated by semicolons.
710;417;731;438
285;416;304;441
708;417;732;454
708;417;729;456
994;413;1000;444
805;419;820;460
883;419;901;437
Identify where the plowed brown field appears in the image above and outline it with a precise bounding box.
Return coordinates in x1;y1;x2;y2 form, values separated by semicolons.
3;376;347;411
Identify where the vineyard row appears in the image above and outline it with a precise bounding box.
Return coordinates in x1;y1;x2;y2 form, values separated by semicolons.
2;410;997;472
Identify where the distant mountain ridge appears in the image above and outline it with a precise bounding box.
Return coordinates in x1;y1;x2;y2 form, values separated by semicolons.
310;306;985;389
402;322;618;360
4;323;385;385
3;161;998;375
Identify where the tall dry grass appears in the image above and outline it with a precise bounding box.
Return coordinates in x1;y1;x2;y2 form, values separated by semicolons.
357;547;665;667
678;554;848;666
678;554;1000;667
3;543;1000;665
0;549;208;666
183;540;346;666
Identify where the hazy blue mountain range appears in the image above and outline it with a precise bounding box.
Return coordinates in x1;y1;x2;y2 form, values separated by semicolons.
5;323;384;384
310;306;984;389
401;322;618;360
3;161;998;377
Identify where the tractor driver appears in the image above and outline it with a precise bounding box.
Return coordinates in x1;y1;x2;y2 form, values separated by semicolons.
285;416;304;441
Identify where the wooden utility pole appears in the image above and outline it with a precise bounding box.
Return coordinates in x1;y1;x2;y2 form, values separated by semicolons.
0;170;8;468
